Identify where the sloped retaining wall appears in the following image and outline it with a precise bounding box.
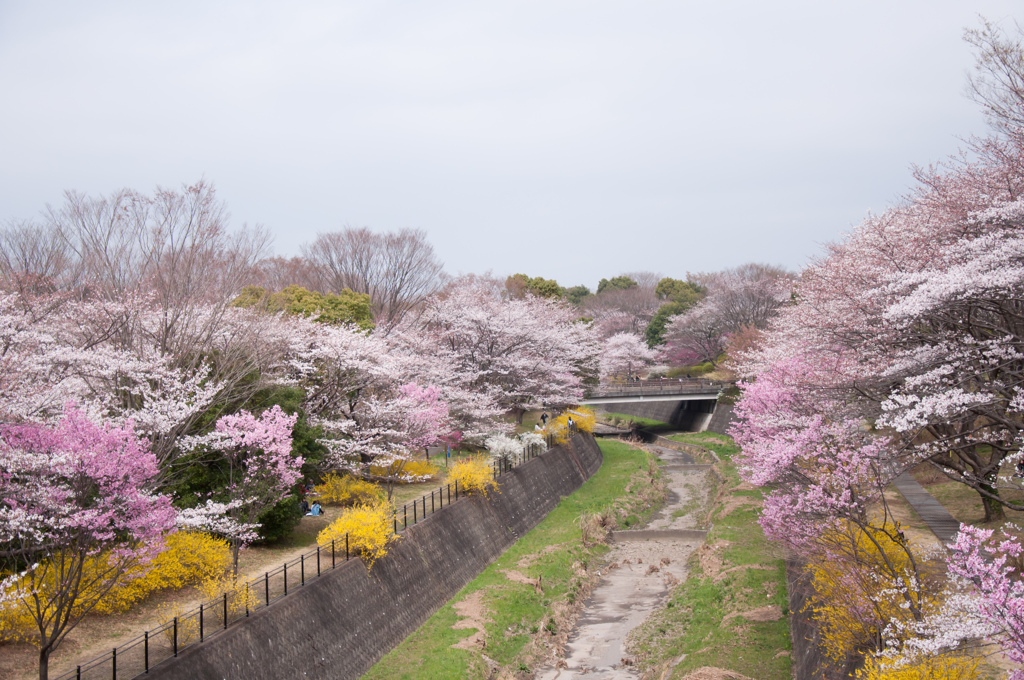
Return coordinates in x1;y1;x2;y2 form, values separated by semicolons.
787;559;860;680
145;434;603;680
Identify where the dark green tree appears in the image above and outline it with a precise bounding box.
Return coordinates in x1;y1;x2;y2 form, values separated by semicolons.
232;285;374;330
596;276;638;295
645;278;705;347
565;285;592;306
505;274;565;299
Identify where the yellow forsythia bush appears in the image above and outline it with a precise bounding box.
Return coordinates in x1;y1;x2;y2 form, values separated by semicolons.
447;456;498;498
317;498;398;567
807;523;939;663
856;653;980;680
549;406;596;444
367;459;440;483
0;588;36;644
314;473;385;506
94;531;232;615
0;531;231;642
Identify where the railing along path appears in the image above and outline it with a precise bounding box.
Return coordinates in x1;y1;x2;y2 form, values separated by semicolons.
55;428;573;680
585;378;728;399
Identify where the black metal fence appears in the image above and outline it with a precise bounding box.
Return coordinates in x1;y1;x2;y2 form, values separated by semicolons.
54;427;574;680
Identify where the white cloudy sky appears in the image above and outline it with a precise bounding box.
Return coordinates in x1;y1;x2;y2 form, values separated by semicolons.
1;1;1020;290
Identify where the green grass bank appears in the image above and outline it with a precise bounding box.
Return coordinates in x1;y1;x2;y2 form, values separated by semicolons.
363;439;661;680
628;432;792;679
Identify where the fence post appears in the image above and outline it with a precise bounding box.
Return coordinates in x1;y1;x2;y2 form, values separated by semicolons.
200;603;204;641
284;562;288;596
265;572;269;605
112;646;116;680
245;584;250;617
223;592;228;629
144;631;149;673
346;533;349;561
301;554;305;586
173;617;178;657
317;545;321;575
404;504;407;529
413;500;417;524
431;490;434;513
332;539;336;568
448;483;451;503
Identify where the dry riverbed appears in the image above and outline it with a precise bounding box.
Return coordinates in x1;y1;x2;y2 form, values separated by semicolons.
534;444;712;679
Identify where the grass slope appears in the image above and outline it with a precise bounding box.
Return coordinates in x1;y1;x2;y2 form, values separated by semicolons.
362;439;660;680
628;432;792;680
598;412;671;428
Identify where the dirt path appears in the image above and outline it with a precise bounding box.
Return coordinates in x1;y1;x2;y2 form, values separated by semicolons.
535;443;711;679
3;516;334;680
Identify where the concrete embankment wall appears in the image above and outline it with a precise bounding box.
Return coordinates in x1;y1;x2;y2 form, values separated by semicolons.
146;434;603;680
787;560;860;680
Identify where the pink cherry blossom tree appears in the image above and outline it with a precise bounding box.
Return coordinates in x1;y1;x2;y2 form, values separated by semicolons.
180;405;300;572
408;276;599;424
0;405;176;680
599;332;657;380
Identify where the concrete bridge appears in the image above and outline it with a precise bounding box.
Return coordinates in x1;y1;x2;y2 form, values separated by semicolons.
582;379;731;433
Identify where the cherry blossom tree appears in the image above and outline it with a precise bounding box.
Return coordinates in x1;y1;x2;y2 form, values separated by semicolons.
0;405;176;680
179;405;300;572
408;276;599;424
584;272;661;339
944;526;1024;677
313;382;454;499
599;332;657;380
660;264;792;369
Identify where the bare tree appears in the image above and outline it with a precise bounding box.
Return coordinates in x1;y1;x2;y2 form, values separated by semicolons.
303;227;444;330
965;18;1024;134
690;263;793;331
252;255;319;291
583;271;661;338
0;220;79;294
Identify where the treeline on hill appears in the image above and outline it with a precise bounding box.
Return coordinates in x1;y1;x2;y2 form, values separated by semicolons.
506;264;795;382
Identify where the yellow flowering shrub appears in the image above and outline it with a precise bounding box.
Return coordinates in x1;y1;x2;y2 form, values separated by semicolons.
447;456;498;498
313;473;386;506
856;653;980;680
0;531;231;643
548;406;596;444
368;459;440;483
0;588;35;644
199;575;260;620
156;573;259;647
807;523;940;663
317;498;398;567
93;531;231;614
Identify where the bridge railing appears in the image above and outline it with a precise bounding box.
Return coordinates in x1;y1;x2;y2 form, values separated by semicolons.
585;378;729;399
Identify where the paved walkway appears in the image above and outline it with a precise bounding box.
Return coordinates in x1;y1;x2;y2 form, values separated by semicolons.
892;473;962;545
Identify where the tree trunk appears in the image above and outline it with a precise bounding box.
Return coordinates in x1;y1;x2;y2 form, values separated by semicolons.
980;482;1005;522
39;646;50;680
232;538;241;577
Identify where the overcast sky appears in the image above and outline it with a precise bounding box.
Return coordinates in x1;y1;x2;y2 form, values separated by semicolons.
1;1;1020;290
